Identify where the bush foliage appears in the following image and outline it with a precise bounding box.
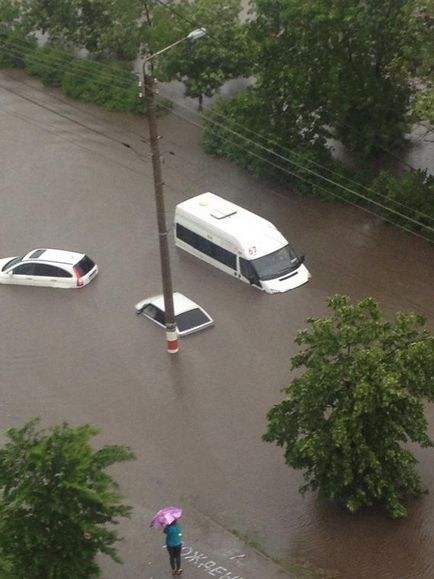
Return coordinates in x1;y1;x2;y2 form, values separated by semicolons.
0;31;37;69
0;419;135;578
202;91;342;197
62;57;144;113
370;169;434;238
25;45;74;86
264;295;434;518
203;94;434;240
23;45;146;113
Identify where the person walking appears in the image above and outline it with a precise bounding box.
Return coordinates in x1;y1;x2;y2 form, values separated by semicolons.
164;518;183;575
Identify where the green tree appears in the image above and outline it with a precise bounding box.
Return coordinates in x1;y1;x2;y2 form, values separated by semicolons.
249;0;426;158
0;0;37;68
413;0;434;123
370;169;434;240
0;0;19;25
17;0;167;60
93;0;151;60
19;0;111;53
263;295;434;518
0;419;135;578
148;0;252;109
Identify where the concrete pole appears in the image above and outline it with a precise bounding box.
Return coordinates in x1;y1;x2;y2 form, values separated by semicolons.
143;69;179;354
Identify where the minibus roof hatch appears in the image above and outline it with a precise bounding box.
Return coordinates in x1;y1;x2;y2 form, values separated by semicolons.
210;204;237;220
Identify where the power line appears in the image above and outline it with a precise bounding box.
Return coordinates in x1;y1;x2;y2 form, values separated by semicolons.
158;100;434;245
157;96;434;234
161;91;434;226
153;1;433;175
0;78;145;157
3;62;431;316
0;41;138;91
1;39;433;240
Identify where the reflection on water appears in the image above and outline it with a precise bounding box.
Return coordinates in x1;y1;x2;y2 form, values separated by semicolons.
1;69;433;579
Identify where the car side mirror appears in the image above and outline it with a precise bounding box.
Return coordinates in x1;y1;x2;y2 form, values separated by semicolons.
7;270;14;276
299;255;305;264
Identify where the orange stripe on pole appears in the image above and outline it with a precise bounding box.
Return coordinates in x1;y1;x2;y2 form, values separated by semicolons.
166;330;179;354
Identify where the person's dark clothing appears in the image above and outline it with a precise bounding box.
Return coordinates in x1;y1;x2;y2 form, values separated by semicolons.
164;522;182;572
167;544;182;571
164;522;182;547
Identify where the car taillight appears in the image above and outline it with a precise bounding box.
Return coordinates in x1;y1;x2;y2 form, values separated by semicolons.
73;266;83;287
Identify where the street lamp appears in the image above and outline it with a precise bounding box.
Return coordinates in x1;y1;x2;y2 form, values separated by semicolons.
142;28;206;354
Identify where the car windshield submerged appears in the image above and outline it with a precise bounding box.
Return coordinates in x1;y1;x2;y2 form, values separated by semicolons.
2;256;22;271
252;245;301;281
176;308;211;333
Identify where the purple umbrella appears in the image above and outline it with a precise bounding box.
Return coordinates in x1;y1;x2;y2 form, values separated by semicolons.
150;506;183;529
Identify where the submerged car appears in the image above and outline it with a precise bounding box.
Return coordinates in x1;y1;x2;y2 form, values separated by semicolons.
135;292;214;337
0;248;98;288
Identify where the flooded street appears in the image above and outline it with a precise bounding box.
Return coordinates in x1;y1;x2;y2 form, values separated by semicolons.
1;70;434;578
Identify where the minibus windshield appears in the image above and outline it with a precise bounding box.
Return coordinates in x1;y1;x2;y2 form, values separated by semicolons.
252;245;301;281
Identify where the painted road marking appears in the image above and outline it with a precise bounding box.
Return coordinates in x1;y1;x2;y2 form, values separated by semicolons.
182;545;245;578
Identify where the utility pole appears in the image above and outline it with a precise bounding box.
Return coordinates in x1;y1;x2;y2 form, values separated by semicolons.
140;28;206;354
143;68;178;354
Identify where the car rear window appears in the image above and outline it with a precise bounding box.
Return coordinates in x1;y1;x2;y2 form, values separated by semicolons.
75;255;95;275
176;308;211;332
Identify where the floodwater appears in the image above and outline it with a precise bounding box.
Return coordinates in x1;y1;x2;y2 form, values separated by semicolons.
0;70;434;579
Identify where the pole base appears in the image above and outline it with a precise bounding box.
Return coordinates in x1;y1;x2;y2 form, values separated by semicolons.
166;330;179;354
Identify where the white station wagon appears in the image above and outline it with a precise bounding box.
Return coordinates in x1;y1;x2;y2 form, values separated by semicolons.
0;248;98;288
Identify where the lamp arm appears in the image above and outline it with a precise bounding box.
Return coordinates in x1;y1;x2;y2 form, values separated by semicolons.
143;36;188;66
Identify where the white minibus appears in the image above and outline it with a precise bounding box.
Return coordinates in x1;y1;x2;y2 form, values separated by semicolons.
174;192;311;294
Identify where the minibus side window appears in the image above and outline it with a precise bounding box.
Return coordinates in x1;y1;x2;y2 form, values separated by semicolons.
211;245;236;269
176;223;202;248
176;223;236;269
240;258;260;284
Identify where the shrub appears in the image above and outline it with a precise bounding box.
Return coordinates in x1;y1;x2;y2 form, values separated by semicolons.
61;57;101;100
0;419;135;579
203;93;434;238
0;30;36;68
202;91;350;198
62;58;145;113
264;295;434;518
60;57;172;114
370;169;434;240
24;45;74;87
413;90;434;125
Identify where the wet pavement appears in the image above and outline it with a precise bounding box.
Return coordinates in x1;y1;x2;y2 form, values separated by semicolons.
0;70;434;579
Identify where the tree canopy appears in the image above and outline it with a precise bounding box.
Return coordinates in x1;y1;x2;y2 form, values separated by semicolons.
0;419;135;578
250;0;427;157
263;295;434;518
148;0;252;108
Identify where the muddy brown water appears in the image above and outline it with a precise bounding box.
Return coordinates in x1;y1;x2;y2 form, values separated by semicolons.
1;70;434;578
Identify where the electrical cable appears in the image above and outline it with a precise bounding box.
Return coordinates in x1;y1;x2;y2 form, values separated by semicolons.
0;77;146;159
0;36;428;191
157;100;434;245
1;38;433;240
4;37;432;232
157;97;434;235
159;89;434;226
0;41;139;90
0;71;201;197
153;0;433;173
3;63;434;314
